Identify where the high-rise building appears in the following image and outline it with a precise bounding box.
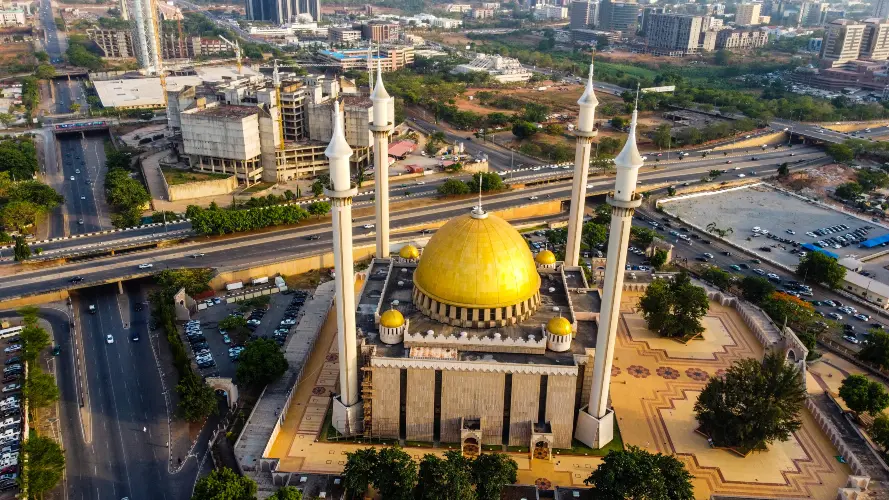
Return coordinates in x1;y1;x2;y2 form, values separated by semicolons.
126;0;161;74
714;29;769;48
246;0;285;24
598;0;640;35
299;0;320;21
87;28;135;58
358;21;400;42
570;0;593;29
735;3;762;26
799;1;828;26
861;18;889;60
820;19;867;66
644;13;705;54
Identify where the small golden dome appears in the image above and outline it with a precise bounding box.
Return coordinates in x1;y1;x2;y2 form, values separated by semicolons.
380;309;405;328
414;212;541;309
535;250;556;265
547;317;572;336
399;244;420;260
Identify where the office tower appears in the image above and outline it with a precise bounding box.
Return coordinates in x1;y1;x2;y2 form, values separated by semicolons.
246;0;285;23
861;18;889;60
299;0;320;21
598;0;640;35
874;0;889;19
645;13;705;53
570;0;593;29
820;19;866;66
799;1;828;26
735;3;762;25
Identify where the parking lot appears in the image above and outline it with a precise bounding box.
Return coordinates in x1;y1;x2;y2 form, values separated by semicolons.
0;327;25;495
662;184;888;271
181;290;310;379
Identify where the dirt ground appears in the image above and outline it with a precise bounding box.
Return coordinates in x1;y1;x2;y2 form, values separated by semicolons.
0;43;35;69
458;83;624;117
775;163;856;199
596;48;795;67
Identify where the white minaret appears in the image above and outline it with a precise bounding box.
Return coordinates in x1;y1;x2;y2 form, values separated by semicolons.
575;91;644;449
565;62;599;266
325;101;363;436
370;61;392;259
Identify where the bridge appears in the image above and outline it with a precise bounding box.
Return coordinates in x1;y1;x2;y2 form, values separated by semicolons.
52;120;112;135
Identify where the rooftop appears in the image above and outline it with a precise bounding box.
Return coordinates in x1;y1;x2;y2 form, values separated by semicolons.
91;65;256;108
186;104;259;119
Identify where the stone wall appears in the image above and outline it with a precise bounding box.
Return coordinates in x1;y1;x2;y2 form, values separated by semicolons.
440;371;505;445
509;373;540;446
166;174;237;201
371;366;400;439
406;368;435;442
545;375;576;449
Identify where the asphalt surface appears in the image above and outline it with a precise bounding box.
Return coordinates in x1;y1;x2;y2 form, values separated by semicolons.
56;134;107;235
632;206;888;350
68;283;213;500
0;146;829;301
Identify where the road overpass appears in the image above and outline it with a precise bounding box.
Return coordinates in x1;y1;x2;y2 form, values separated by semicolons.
0;148;828;304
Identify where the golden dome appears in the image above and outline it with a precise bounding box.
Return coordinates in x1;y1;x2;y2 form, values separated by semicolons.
535;250;556;265
399;244;420;260
380;309;405;328
414;212;541;309
547;317;572;336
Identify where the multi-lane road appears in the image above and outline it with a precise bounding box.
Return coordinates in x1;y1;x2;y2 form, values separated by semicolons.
0;146;829;301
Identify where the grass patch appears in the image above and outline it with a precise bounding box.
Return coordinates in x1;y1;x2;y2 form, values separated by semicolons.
507;445;530;453
162;167;230;185
553;419;624;456
241;182;275;194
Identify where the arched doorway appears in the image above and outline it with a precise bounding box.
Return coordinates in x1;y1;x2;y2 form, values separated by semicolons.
787;349;797;362
533;440;550;460
462;437;479;458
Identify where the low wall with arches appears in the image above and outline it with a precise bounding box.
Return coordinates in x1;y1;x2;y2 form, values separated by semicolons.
206;377;239;408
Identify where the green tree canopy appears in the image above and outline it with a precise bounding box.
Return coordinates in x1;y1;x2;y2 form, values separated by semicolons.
511;120;538;139
466;172;504;193
471;452;518;499
156;268;213;296
236;338;289;387
268;486;302;500
700;266;732;290
860;329;889;369
826;143;855;163
25;367;60;408
835;182;863;201
839;374;889;416
639;272;709;339
694;351;806;452
582;222;607;252
176;369;219;422
584;445;694;500
740;275;775;304
375;447;417;500
438;178;471;196
23;435;65;498
343;448;377;500
191;467;257;500
13;235;30;261
796;252;846;289
650;248;668;270
415;450;475;500
20;321;50;363
630;226;657;248
870;414;889;451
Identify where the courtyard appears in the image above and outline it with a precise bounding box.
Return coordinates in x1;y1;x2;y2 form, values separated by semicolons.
262;285;852;498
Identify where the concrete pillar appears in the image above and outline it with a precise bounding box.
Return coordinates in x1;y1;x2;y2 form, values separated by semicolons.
370;62;393;259
565;63;598;267
117;281;124;294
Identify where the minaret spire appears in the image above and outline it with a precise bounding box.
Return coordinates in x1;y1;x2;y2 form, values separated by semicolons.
564;61;599;266
325;100;363;436
370;60;393;258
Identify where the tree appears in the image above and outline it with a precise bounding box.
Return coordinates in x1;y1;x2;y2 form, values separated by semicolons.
511;120;538;139
25;367;59;408
650;248;668;270
652;124;672;149
796;252;846;288
584;445;694;500
34;64;56;80
471;452;518;500
714;49;732;65
630;226;657;248
191;467;257;500
3;201;40;233
424;139;441;157
860;329;889;369
156;268;213;296
740;276;775;304
307;201;331;218
438;178;471;196
35;51;48;62
219;315;248;331
0;113;14;128
582;222;607;252
415;450;475;500
236;338;288;387
20;322;50;363
12;235;29;261
761;292;815;330
311;179;325;197
639;272;709;339
343;448;377;500
176;370;218;422
695;351;806;452
870;414;889;451
777;163;790;177
23;436;65;498
700;266;732;290
466;172;504;193
268;486;303;500
70;102;81;113
826;143;855;163
593;204;612;224
374;447;417;500
839;374;889;416
610;116;628;130
836;182;864;200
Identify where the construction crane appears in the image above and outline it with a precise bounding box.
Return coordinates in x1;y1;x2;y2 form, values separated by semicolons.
218;35;242;74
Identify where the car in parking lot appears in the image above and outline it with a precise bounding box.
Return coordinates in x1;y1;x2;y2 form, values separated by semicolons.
753;269;766;275
844;335;860;344
855;313;871;321
829;312;843;320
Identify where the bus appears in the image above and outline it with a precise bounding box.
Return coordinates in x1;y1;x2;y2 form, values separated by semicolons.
0;326;23;341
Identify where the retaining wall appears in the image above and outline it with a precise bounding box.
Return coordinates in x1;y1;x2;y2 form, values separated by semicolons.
166;175;238;202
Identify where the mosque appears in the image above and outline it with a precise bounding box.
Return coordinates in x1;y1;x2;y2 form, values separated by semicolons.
323;62;643;455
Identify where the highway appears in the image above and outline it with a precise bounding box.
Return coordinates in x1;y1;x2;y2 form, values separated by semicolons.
0;147;828;300
56;134;107;235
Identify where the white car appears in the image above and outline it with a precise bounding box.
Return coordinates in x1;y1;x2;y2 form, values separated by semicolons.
586;184;594;189
753;269;766;275
737;174;746;178
2;346;19;354
138;263;153;269
528;196;539;200
767;273;780;280
75;169;80;174
69;176;75;181
363;224;375;229
855;313;871;321
416;181;426;185
106;335;114;344
1;385;19;394
80;196;86;200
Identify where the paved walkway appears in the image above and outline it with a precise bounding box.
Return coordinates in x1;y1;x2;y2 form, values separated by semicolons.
613;293;851;499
